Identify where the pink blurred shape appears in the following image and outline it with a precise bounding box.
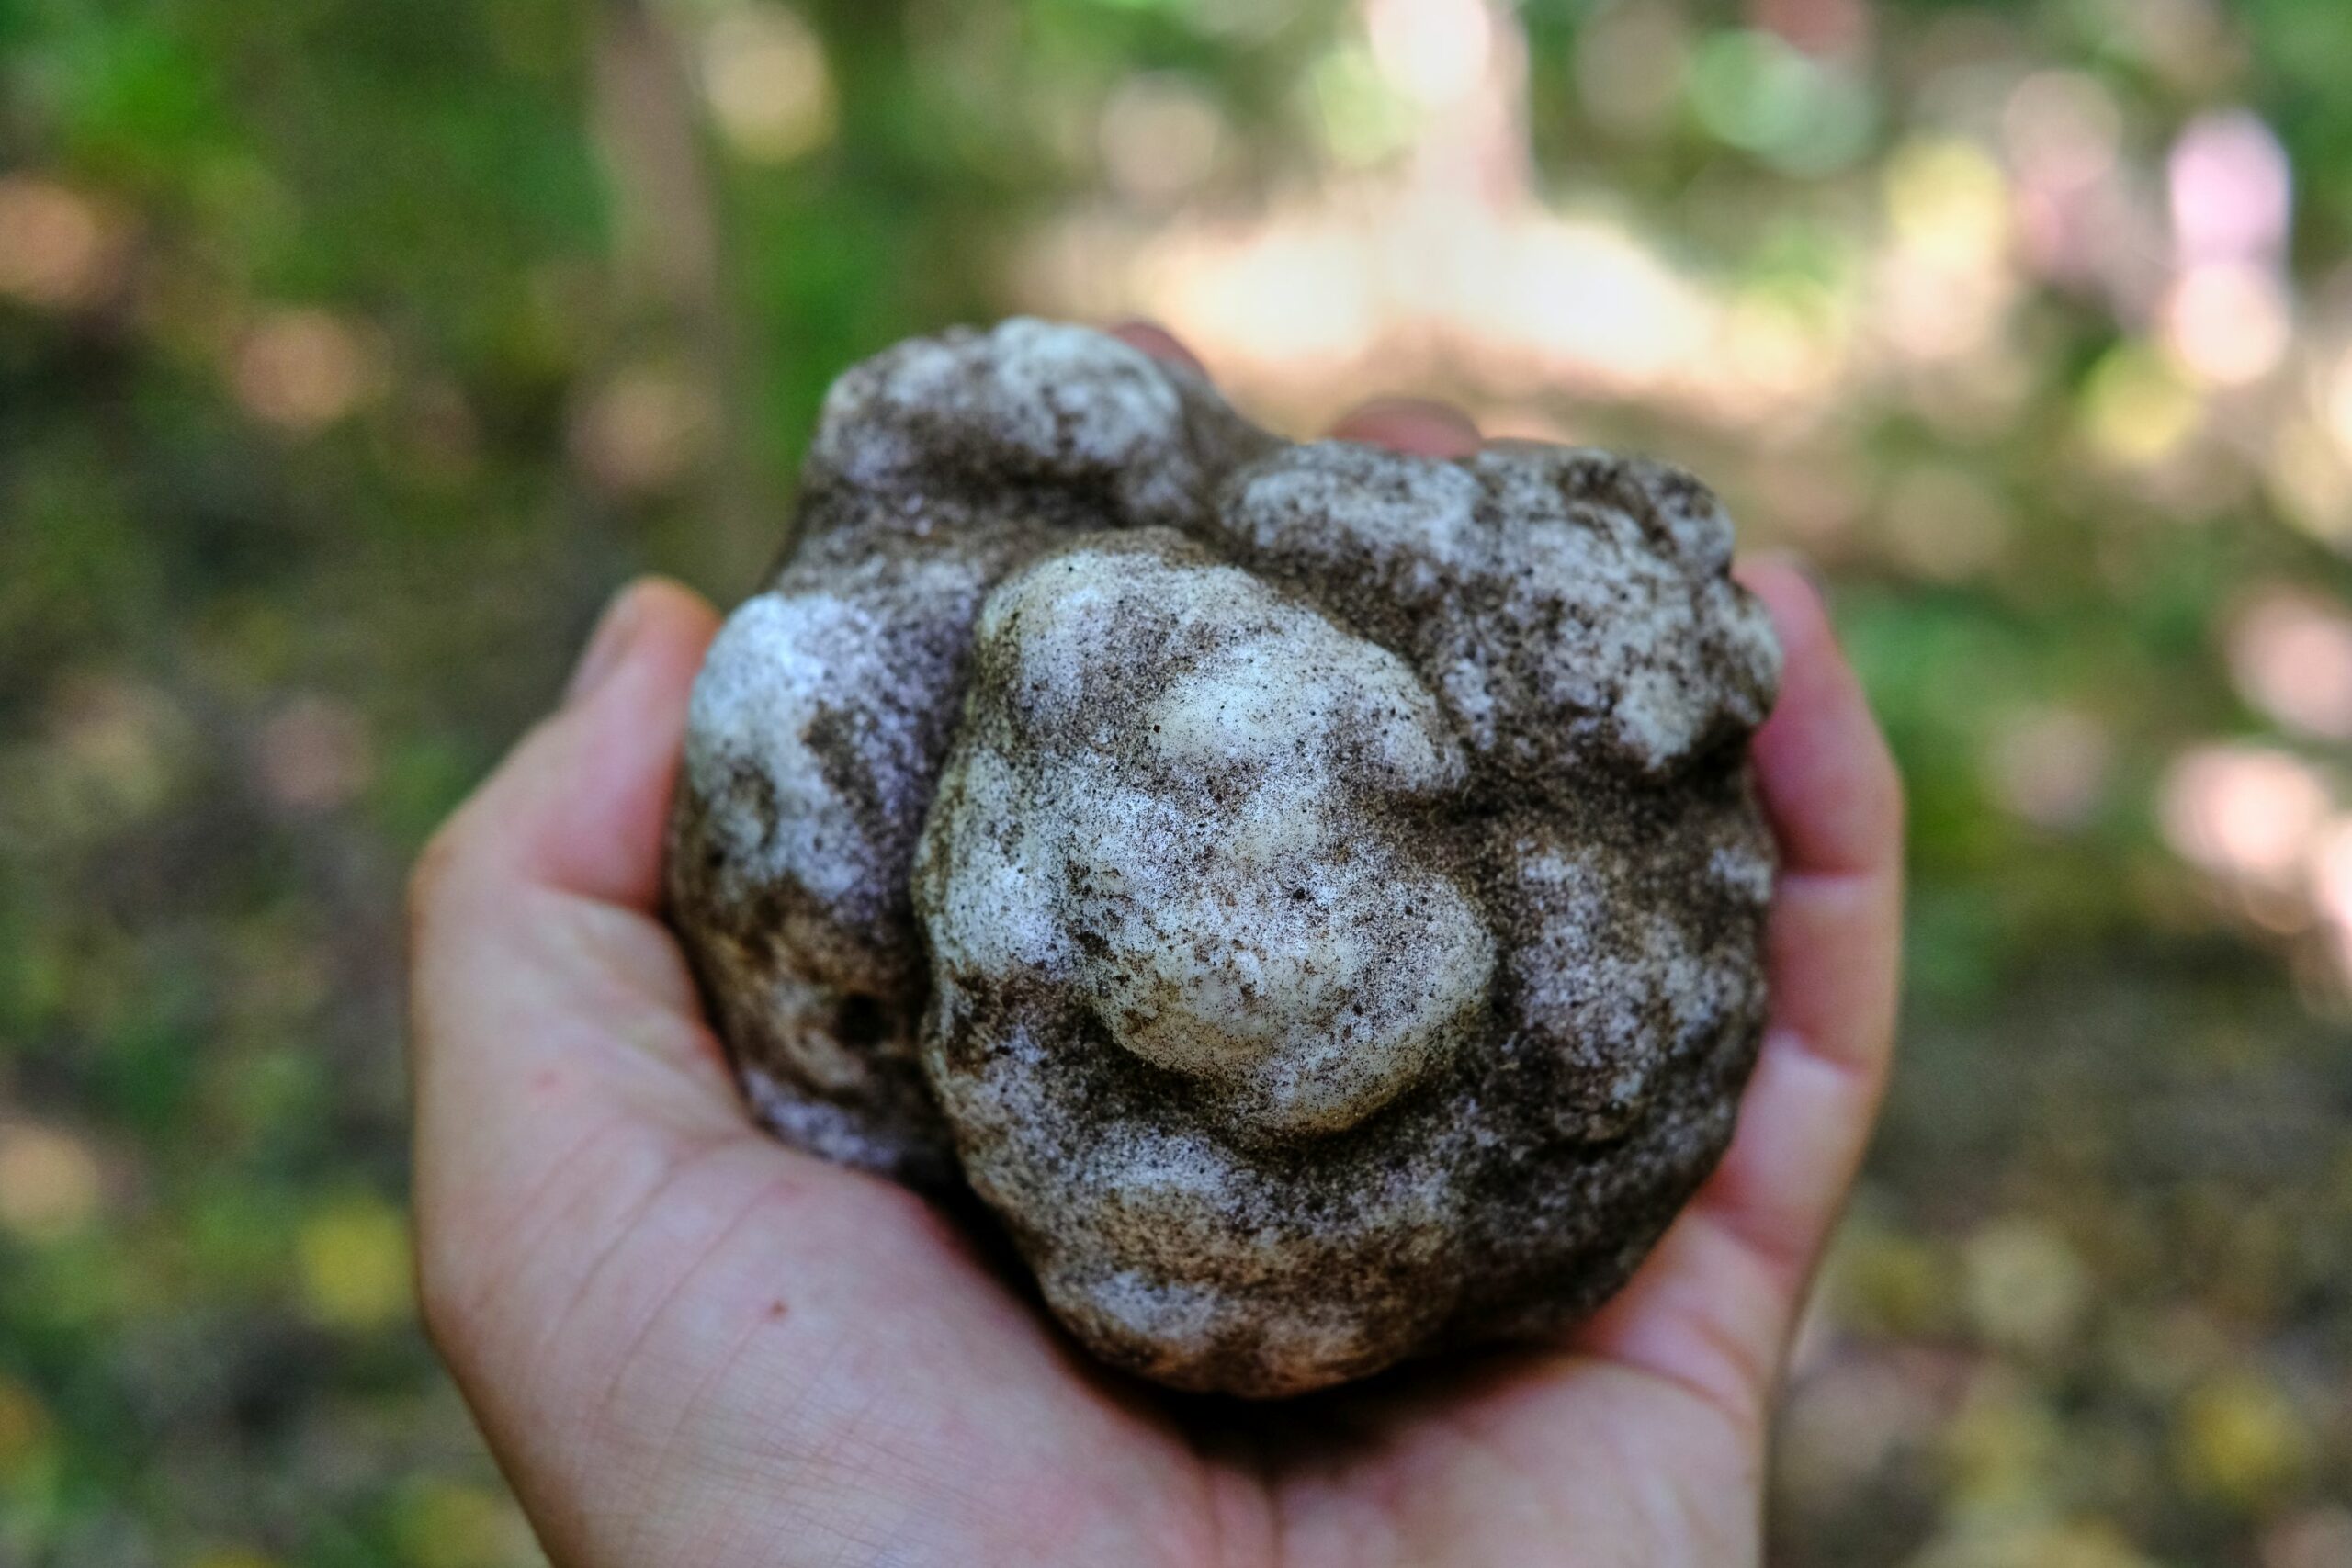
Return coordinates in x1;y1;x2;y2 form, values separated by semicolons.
2169;110;2292;266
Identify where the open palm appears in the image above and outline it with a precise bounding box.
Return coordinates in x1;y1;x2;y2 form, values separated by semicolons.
406;360;1903;1568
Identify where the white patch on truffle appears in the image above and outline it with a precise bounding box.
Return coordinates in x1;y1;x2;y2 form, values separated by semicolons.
805;318;1203;530
916;741;1077;983
688;592;892;907
1220;443;1487;588
1503;829;1763;1136
741;1066;905;1175
684;542;1000;924
923;536;1493;1137
1709;841;1776;906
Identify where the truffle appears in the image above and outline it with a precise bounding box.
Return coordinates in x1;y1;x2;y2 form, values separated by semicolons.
666;320;1781;1395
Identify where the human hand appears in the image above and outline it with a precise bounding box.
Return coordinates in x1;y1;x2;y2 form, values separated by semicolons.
406;328;1903;1567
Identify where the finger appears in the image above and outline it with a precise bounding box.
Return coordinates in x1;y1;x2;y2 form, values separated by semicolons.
1329;398;1482;457
1742;558;1905;884
407;577;731;1120
1572;558;1903;1418
407;581;749;1288
1735;557;1905;1092
1108;318;1206;375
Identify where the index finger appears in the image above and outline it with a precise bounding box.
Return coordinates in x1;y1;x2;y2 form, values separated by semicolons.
405;581;747;1311
1739;558;1905;1080
1743;558;1905;882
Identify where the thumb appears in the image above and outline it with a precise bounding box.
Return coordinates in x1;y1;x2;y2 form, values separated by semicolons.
406;579;747;1329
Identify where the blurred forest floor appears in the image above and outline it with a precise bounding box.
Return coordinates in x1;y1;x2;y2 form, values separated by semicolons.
4;0;2352;1563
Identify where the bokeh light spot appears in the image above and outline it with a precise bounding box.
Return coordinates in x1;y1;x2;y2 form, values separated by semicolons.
1364;0;1493;109
2159;745;2332;890
1988;706;2111;829
258;694;377;812
2170;110;2292;266
233;310;382;434
297;1194;413;1332
1691;30;1876;174
699;4;837;164
2161;263;2292;388
1099;74;1226;207
0;1123;104;1243
2175;1374;2312;1508
2082;344;2200;467
2227;591;2352;742
1963;1217;2091;1353
0;176;118;310
571;364;716;495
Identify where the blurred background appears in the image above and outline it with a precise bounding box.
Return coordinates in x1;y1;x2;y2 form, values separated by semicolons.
3;0;2350;1561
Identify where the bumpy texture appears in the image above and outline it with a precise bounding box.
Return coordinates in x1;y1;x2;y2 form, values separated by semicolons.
666;319;1781;1395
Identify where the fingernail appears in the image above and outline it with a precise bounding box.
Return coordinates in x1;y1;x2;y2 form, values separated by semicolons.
1108;320;1204;375
1329;398;1482;457
565;584;645;705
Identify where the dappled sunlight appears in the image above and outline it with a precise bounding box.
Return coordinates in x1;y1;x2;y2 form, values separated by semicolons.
2227;590;2352;742
0;1123;103;1245
695;2;836;165
2162;262;2293;389
570;361;717;496
1098;74;1227;209
256;694;377;814
0;176;120;311
1014;6;2089;463
2170;111;2293;267
1363;0;1493;110
2159;744;2332;895
231;310;383;434
1984;705;2110;830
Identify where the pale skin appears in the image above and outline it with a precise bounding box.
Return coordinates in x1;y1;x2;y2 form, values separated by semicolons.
406;326;1905;1567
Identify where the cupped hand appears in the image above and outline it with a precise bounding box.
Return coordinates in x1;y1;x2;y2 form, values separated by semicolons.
406;330;1903;1567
